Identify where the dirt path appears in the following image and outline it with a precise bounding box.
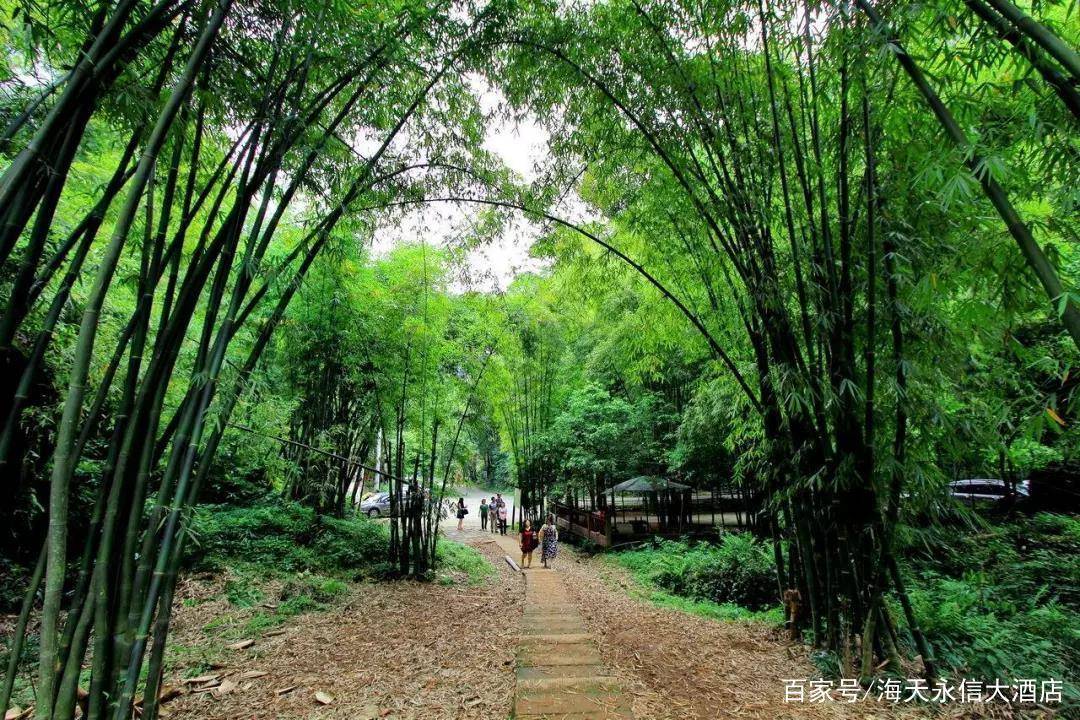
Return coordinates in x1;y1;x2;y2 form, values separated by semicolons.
550;546;936;720
161;527;946;720
478;530;633;719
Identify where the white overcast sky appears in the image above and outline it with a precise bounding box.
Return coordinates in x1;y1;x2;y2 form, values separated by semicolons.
369;75;559;293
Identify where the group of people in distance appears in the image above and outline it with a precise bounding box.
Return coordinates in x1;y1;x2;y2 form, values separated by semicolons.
454;494;560;569
479;494;508;534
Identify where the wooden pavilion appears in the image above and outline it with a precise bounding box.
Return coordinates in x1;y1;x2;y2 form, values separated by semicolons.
552;475;751;547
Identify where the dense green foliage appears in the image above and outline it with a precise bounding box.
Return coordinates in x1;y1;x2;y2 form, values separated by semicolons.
617;516;1079;698
902;514;1080;689
187;496;493;585
616;535;779;611
1;0;1078;714
187;498;393;579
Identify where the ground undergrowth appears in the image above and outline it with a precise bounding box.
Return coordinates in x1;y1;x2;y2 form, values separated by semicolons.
607;515;1080;710
172;497;496;676
611;533;784;624
2;496;494;714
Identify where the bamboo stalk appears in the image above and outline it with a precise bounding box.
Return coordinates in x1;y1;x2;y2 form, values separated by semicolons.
36;4;230;716
855;0;1080;351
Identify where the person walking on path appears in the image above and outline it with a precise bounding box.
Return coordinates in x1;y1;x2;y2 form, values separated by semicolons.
539;514;559;568
488;497;497;533
480;498;489;530
497;497;508;535
519;519;537;568
456;497;467;531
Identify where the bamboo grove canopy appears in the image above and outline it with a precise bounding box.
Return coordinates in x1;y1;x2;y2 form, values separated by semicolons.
2;0;1080;710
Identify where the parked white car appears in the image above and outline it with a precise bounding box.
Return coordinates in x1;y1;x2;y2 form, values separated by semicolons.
949;479;1029;505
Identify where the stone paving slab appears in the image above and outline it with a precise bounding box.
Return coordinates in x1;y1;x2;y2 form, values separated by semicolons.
516;690;631;716
520;633;594;644
516;665;611;680
521;622;589;636
518;676;621;691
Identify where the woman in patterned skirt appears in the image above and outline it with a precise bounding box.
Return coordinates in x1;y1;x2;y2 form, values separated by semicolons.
539;513;559;569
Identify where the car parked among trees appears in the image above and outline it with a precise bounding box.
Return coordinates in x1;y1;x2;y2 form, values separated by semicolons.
949;479;1030;507
359;492;391;518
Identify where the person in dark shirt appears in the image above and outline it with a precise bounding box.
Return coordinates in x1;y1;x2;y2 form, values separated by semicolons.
455;497;467;531
519;519;537;569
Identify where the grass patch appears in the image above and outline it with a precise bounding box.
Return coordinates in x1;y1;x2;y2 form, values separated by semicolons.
199;568;355;645
436;540;495;586
242;610;287;636
4;674;36;713
168;640;228;678
603;550;783;624
638;585;784;623
613;533;780;612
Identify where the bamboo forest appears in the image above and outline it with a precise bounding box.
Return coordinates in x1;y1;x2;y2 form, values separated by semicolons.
0;0;1077;717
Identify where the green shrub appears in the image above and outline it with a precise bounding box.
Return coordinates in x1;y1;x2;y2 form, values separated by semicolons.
315;578;349;598
279;573;349;604
643;587;785;624
186;497;389;579
905;571;1079;703
243;611;286;635
0;557;33;611
224;580;264;608
617;533;778;610
684;534;777;610
278;594;318;616
904;513;1080;609
310;514;389;572
897;513;1080;707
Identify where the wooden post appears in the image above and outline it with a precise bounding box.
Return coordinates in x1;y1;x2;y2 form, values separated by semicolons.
611;487;617;539
711;488;716;529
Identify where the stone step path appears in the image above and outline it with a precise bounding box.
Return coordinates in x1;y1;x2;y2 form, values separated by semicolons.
490;534;633;720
